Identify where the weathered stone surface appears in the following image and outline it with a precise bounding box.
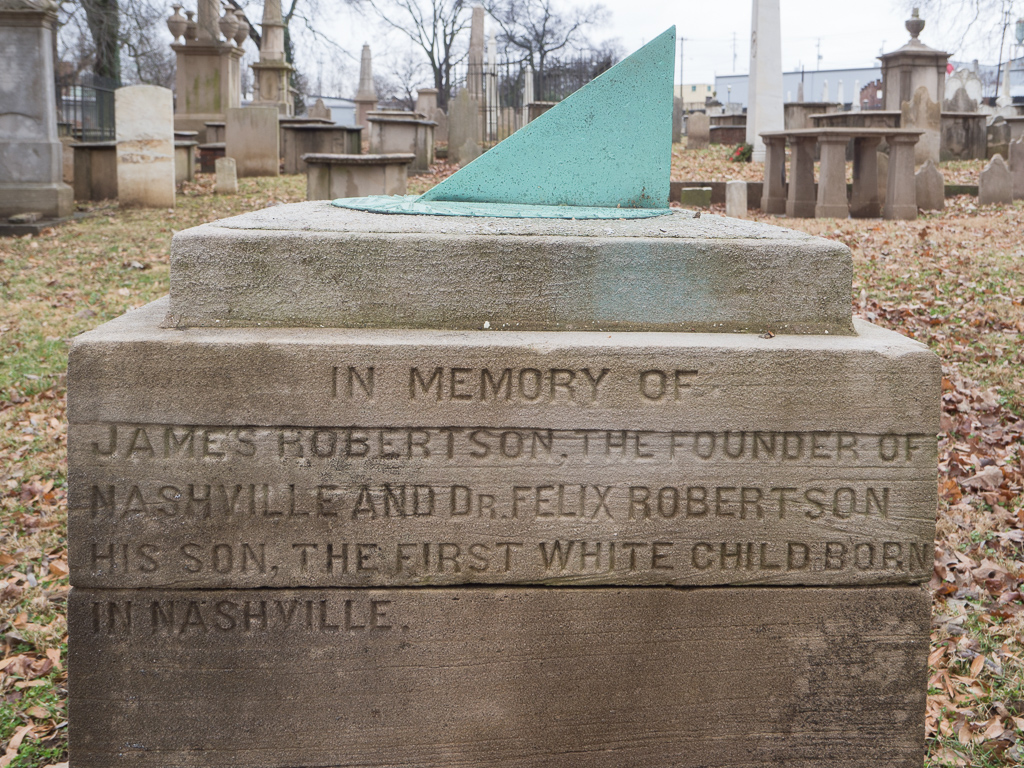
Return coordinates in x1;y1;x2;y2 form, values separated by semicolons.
1010;136;1024;200
161;203;856;334
0;2;73;219
69;585;930;768
304;153;411;199
915;159;944;211
67;299;938;589
725;179;747;218
900;86;940;165
678;186;712;208
71;142;117;201
979;154;1012;205
687;112;709;149
214;156;237;194
115;85;176;208
225;106;280;177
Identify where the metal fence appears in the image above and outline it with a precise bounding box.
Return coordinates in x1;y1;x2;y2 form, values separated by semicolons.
450;54;616;146
56;73;119;142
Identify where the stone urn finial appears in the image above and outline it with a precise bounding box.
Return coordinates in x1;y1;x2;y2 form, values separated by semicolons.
906;7;925;40
232;11;249;46
184;10;198;41
167;4;187;41
218;7;239;43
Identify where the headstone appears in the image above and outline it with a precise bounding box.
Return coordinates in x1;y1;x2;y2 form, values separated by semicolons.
678;186;712;207
308;98;332;120
900;86;940;165
987;116;1011;160
1010;136;1024;199
672;98;683;144
0;0;73;222
215;156;238;193
687;112;710;149
432;107;448;144
979;153;1012;205
943;86;978;113
725;179;747;217
115;85;176;208
69;29;937;768
225;106;280;177
745;0;783;161
447;89;481;165
877;150;889;208
914;159;944;211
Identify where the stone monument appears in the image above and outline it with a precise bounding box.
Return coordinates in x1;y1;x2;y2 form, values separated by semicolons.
0;0;73;223
915;159;944;211
1011;136;1024;199
168;0;246;141
686;112;710;149
68;28;938;768
354;44;378;129
878;8;950;112
115;85;176;208
901;85;941;165
745;0;784;162
251;0;294;116
214;155;238;193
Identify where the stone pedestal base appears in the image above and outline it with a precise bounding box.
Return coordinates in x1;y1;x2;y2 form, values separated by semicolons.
0;180;72;220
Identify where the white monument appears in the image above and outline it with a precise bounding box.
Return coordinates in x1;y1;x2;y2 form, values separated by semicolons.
745;0;783;162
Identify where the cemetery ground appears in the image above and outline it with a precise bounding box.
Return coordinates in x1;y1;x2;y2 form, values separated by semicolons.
0;155;1023;768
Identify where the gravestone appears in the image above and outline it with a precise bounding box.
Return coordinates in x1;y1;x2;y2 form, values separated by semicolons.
687;112;710;149
0;0;73;223
214;156;238;193
115;85;176;208
988;116;1011;161
901;86;940;165
307;98;332;120
225;106;280;177
915;159;944;211
1010;136;1024;199
746;0;783;162
725;179;747;217
672;97;683;144
943;85;978;113
979;154;1012;205
69;28;937;768
447;89;481;165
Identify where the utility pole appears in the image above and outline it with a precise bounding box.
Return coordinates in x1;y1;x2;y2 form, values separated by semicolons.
732;32;737;73
816;38;822;70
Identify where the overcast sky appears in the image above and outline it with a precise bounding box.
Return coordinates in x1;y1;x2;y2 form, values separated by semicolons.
308;1;1012;96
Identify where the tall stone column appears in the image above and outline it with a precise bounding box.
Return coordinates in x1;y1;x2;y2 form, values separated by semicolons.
467;5;485;99
745;0;783;163
0;0;72;221
251;0;294;116
354;44;378;129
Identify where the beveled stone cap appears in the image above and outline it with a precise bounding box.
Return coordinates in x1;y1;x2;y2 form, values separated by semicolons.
167;201;855;335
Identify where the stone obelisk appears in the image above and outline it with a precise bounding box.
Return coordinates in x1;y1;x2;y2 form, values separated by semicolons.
354;43;378;129
0;0;73;223
467;5;485;99
745;0;783;163
251;0;294;115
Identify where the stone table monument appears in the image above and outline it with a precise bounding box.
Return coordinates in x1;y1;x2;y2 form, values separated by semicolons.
69;27;938;768
0;0;73;225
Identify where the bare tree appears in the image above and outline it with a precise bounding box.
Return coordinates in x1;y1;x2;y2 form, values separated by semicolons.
346;0;471;109
482;0;608;79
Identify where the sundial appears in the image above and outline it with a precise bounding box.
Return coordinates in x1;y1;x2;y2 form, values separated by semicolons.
333;27;676;219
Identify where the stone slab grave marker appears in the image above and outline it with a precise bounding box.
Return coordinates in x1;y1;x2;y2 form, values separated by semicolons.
214;156;237;193
69;27;939;768
115;85;176;209
225;106;280;177
915;159;944;211
980;153;1013;205
725;179;748;217
686;111;710;149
